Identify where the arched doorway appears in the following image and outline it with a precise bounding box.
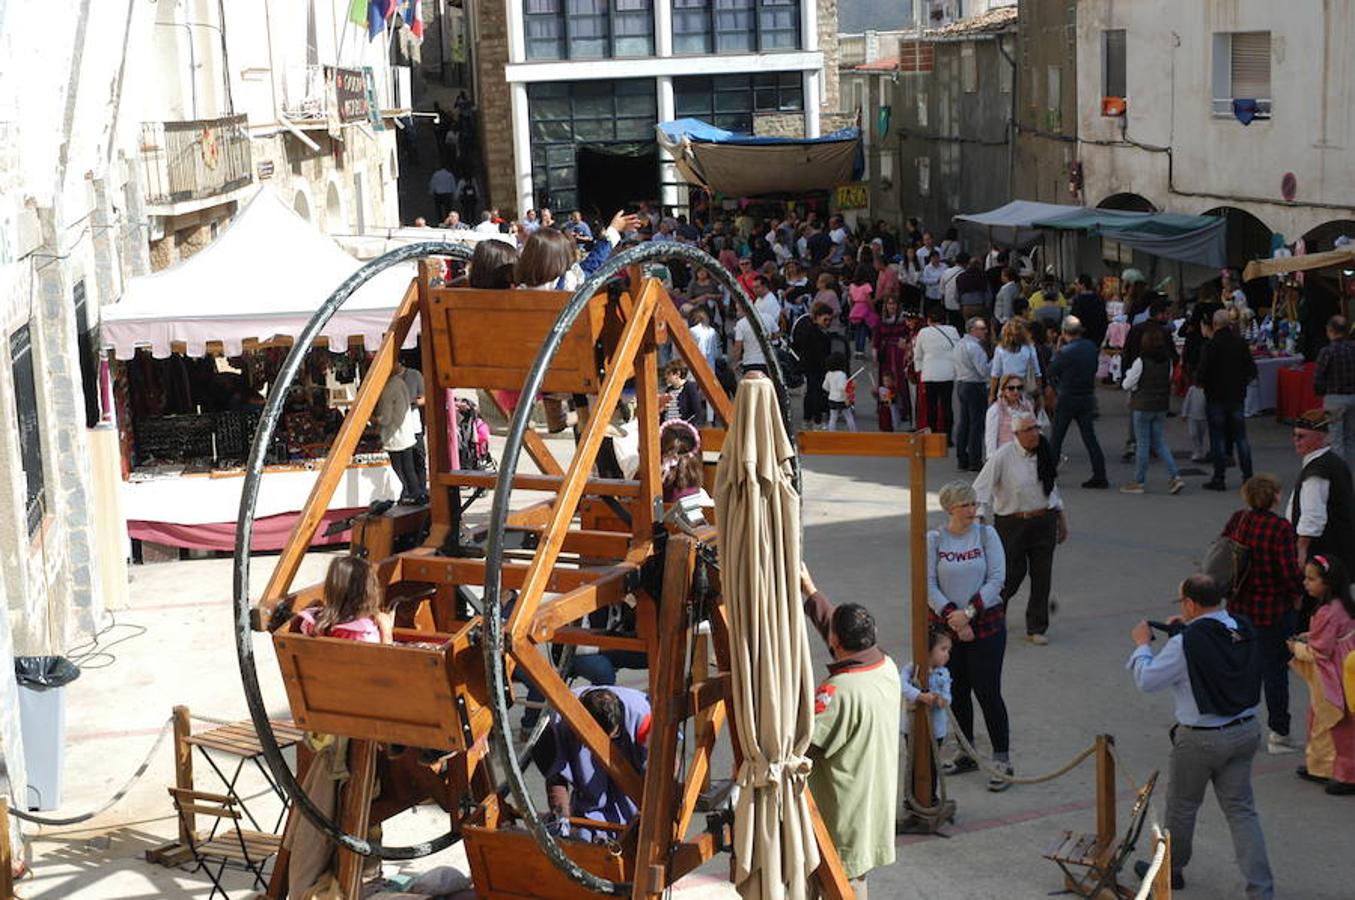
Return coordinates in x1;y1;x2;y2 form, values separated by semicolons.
1096;192;1157;213
325;181;343;232
1202;205;1272;270
1300;219;1355;253
293;190;311;222
1204;206;1273;312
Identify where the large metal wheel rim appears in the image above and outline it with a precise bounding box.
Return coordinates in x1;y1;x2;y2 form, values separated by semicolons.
482;241;793;895
232;241;473;860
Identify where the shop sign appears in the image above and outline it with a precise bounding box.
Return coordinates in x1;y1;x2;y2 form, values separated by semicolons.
257;160;275;179
328;66;370;123
362;67;385;131
835;183;869;210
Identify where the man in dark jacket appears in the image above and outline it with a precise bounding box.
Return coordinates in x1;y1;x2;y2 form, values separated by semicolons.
1048;316;1109;488
1068;275;1108;349
1197;309;1257;491
1288;410;1355;575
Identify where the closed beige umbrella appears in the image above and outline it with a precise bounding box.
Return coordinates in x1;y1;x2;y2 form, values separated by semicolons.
715;377;820;900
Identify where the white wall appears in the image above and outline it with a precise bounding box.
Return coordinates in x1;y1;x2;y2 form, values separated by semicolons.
1077;0;1355;241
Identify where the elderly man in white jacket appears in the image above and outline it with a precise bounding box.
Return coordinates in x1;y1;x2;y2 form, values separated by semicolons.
912;304;961;444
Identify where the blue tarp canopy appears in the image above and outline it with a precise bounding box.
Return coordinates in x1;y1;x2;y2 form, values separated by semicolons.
955;200;1227;268
656;118;862;196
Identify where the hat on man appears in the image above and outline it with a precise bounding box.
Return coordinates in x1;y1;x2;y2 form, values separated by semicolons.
1289;409;1332;432
1121;268;1147;285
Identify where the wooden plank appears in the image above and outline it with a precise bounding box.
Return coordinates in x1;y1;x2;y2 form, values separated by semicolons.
656;301;734;426
172;706;194;848
511;641;645;804
436;470;642;497
522;429;566;477
258;278;420;619
681;674;730;720
630;535;697;900
797;430;948;458
335;739;378;899
549;628;647;653
399;553;634;595
697;428;726;453
808;789;856;900
507;278;661;641
529;566;636;642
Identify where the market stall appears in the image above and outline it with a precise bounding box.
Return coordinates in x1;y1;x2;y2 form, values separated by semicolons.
655;118;861;196
102;188;418;552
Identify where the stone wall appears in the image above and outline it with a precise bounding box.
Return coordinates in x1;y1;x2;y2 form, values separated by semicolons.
475;0;516;213
753;113;807;139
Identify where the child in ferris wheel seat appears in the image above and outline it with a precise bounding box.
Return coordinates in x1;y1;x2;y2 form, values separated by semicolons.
296;556;392;645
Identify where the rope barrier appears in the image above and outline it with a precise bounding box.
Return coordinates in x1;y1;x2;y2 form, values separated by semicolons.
943;707;1099;786
10;716;175;827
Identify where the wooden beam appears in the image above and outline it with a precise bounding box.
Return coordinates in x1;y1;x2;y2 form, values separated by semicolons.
511;642;645;803
1095;735;1116;866
523;429;566;476
0;796;13;900
335;739;378;898
259;278;420;618
549;628;647;653
529;566;636;641
681;674;730;720
797;430;948;458
674;695;727;841
667;832;719;883
697;428;726;454
630;303;662;540
629;535;698;900
808;790;856;900
908;430;937;810
656;300;735;425
507;277;662;641
419;262;454;547
436;471;642;497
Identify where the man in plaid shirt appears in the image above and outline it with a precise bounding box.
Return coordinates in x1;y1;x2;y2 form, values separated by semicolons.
1223;474;1303;754
1314;315;1355;462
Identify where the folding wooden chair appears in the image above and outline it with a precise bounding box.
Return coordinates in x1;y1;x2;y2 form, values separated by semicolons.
168;787;281;898
1043;770;1158;899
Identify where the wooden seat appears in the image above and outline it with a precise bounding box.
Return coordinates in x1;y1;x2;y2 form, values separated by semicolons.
272;623;492;753
168;787;281;899
426;288;610;394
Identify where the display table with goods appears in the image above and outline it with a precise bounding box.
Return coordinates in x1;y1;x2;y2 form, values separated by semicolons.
1245;351;1305;417
116;345;401;552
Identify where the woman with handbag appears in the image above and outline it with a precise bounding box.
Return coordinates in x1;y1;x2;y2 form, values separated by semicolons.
1221;474;1305;755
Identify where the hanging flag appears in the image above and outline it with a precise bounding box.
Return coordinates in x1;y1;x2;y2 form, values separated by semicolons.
399;0;424;42
348;0;367;27
368;0;395;40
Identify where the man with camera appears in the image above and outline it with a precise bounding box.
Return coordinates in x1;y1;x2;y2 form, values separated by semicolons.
1127;574;1274;898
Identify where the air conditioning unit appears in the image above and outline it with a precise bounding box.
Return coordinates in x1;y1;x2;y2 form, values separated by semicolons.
1101;96;1127;117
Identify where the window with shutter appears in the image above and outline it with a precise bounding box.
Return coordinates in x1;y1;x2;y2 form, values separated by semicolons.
1102;29;1126;99
1230;31;1271;101
1212;31;1271;119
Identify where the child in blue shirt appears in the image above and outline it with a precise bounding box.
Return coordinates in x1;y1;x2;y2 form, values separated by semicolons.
900;628;953;801
901;627;953;739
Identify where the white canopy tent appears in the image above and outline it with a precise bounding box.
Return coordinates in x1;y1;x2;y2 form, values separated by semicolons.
102;187;419;360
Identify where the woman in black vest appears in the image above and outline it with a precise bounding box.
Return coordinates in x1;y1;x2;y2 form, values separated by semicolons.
1120;327;1185;494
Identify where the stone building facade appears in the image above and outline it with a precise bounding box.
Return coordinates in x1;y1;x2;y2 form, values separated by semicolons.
1013;0;1078;207
475;0;841;217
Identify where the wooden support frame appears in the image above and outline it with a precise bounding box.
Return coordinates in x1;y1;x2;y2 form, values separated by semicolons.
1;796;13;900
258;278;421;617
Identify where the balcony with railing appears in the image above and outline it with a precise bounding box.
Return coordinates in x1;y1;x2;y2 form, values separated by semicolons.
140;114;253;213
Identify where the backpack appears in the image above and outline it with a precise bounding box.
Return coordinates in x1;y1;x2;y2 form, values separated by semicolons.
1200;533;1250;597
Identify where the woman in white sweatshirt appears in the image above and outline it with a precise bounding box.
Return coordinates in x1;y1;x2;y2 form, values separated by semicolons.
912;304;960;440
